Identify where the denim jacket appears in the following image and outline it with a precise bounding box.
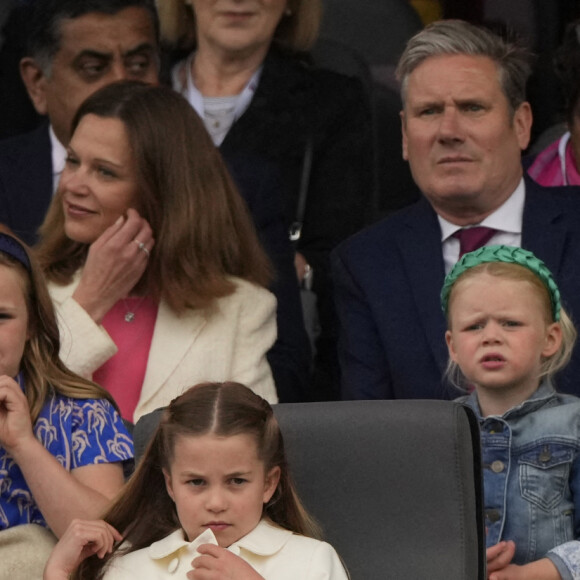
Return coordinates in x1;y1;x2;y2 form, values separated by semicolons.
458;382;580;580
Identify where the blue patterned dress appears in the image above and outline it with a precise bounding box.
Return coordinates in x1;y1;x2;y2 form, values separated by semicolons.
0;384;133;530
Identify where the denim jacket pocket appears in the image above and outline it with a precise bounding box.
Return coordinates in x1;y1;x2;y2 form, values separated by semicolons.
519;444;573;511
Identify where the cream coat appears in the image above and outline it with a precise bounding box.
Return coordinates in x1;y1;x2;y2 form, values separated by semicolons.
104;520;348;579
49;274;278;422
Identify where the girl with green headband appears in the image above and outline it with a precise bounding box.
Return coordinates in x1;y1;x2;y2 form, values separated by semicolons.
442;245;580;580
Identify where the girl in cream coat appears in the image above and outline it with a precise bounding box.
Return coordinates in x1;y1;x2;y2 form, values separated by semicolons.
44;383;348;580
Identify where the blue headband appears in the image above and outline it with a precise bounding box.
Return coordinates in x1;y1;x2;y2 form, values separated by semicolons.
0;233;31;272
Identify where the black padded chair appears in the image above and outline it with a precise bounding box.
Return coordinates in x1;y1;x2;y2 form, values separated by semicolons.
134;399;485;580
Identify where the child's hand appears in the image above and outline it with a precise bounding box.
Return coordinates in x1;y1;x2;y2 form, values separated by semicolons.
43;519;122;580
188;544;265;580
487;557;561;580
0;375;34;454
487;540;516;575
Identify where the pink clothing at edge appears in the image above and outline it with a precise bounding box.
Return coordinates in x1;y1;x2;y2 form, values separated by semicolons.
93;297;158;421
104;519;348;579
527;132;580;187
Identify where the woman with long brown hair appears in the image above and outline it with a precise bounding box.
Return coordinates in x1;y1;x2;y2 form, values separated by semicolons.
37;81;278;423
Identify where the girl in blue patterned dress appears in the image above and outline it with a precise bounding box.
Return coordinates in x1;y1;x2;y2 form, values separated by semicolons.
0;229;133;542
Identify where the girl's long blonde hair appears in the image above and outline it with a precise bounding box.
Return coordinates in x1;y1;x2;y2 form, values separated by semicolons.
0;227;117;422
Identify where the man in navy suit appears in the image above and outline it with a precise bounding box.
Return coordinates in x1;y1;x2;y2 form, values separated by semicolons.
333;20;580;400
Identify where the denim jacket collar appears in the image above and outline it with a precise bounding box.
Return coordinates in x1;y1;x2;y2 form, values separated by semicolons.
463;380;557;422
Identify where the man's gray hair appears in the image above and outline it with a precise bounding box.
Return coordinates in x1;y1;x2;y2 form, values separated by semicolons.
396;20;532;115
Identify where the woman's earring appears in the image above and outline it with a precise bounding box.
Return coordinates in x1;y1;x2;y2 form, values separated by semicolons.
285;7;292;16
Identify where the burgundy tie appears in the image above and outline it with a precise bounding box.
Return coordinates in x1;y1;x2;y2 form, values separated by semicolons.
453;226;497;257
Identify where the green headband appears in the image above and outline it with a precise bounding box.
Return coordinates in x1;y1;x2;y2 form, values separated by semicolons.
441;245;561;322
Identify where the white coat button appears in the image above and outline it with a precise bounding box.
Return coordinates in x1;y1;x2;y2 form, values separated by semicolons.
168;558;179;573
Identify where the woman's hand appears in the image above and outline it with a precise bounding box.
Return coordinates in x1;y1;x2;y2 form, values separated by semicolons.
188;544;265;580
72;208;155;323
0;374;35;455
43;519;122;580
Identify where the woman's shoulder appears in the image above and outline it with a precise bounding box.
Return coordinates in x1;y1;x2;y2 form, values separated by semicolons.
193;278;275;322
263;46;366;104
221;276;276;303
266;46;359;82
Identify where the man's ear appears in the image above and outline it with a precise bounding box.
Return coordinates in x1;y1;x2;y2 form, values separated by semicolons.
513;101;533;152
20;57;49;115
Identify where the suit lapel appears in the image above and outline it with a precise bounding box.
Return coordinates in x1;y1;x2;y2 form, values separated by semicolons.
399;199;449;373
521;176;566;277
138;301;207;409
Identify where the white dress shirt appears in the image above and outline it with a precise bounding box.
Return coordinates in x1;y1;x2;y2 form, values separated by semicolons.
439;178;525;274
49;125;66;195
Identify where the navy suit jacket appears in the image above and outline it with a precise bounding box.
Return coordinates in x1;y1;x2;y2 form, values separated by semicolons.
332;175;580;400
0;125;311;402
0;123;52;246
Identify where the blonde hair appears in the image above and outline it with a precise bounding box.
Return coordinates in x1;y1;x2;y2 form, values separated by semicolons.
0;227;117;422
445;262;577;389
157;0;322;53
